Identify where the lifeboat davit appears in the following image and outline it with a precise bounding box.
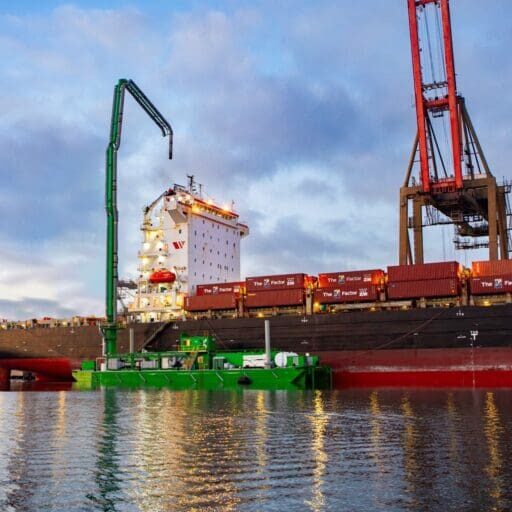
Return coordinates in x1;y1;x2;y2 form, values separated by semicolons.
149;269;176;284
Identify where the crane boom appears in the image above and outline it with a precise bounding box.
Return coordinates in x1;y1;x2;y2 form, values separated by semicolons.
104;79;173;356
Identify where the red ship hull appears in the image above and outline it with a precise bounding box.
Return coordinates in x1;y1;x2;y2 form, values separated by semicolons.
320;347;512;388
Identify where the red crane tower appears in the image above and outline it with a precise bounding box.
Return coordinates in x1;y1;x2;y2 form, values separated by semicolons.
399;0;511;264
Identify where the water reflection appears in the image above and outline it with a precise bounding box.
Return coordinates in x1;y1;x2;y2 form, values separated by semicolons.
369;391;384;471
400;395;420;509
88;389;123;510
0;389;512;511
484;391;504;509
445;392;459;462
306;391;328;511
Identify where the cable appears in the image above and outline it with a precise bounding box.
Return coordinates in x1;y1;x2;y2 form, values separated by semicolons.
351;309;447;359
434;5;446;83
423;8;437;83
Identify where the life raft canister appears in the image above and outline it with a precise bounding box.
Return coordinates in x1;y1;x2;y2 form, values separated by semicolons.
149;269;176;284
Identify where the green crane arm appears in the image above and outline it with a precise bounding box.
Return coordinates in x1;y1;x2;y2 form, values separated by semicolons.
104;79;173;356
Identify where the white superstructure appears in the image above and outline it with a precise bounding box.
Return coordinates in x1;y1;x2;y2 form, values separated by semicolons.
128;177;248;322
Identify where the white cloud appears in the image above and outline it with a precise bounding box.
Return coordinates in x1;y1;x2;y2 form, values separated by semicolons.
0;1;511;320
0;233;103;320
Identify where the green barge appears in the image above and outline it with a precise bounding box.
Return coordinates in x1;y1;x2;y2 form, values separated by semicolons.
73;334;332;391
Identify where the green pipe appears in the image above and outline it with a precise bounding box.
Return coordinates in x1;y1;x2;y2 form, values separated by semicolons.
103;79;173;356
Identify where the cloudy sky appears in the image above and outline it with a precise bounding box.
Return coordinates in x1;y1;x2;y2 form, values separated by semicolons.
1;0;511;319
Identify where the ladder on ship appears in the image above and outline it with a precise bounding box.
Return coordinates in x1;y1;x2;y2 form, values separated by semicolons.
141;321;174;351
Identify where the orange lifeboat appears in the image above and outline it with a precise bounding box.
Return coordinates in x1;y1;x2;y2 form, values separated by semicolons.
149;269;176;284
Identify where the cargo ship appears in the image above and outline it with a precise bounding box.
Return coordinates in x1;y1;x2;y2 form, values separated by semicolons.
1;0;511;389
1;179;511;388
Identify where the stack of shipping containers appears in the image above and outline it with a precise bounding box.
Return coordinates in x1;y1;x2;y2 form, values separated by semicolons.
179;260;512;316
245;274;307;311
470;260;512;296
314;269;384;306
387;261;461;300
184;282;243;312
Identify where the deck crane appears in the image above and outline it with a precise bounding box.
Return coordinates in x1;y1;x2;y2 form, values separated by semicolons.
142;188;172;228
103;79;173;356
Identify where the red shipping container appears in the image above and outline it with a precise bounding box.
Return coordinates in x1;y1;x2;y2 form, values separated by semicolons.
318;269;384;289
387;278;459;299
196;282;244;296
185;294;237;311
472;260;512;277
470;275;512;295
387;261;460;282
245;289;304;308
314;285;379;304
246;273;306;292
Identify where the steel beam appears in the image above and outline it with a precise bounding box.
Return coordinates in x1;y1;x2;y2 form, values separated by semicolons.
440;0;463;188
497;188;509;259
407;0;430;192
413;197;424;264
399;188;410;265
487;178;498;260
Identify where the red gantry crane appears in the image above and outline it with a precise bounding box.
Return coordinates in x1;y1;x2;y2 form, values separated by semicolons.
399;0;511;264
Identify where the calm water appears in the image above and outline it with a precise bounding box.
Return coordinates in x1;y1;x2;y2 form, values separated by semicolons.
0;388;511;511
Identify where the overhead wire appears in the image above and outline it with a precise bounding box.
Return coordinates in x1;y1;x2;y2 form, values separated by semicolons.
434;3;452;176
423;7;437;83
434;6;446;83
